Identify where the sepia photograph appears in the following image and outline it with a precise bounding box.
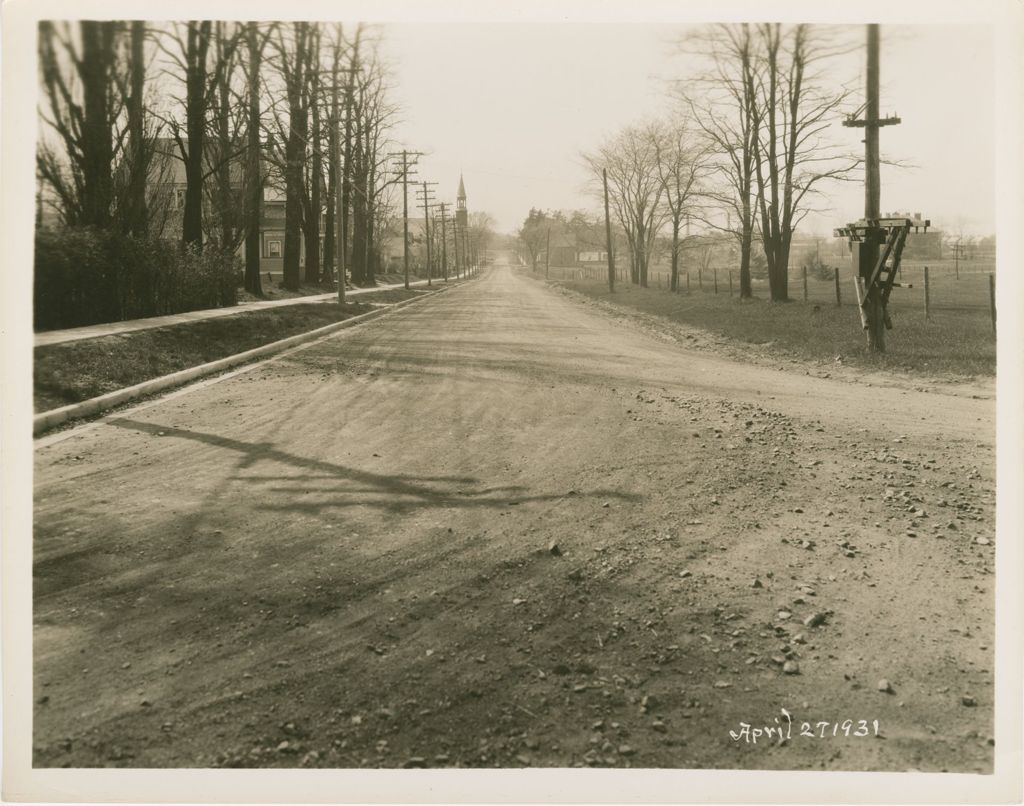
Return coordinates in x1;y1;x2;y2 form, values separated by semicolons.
2;0;1022;802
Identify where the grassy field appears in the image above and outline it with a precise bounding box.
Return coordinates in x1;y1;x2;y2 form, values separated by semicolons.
34;289;426;413
541;270;995;380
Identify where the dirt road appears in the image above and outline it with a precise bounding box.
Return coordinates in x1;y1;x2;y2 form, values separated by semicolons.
33;261;995;770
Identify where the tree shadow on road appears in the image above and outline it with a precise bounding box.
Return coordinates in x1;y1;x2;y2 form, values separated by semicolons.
105;417;641;517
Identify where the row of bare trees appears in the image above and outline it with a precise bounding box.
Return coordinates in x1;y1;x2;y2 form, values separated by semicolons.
412;210;495;279
575;23;858;301
37;20;402;298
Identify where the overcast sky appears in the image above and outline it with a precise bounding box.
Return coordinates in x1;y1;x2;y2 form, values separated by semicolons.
382;23;995;238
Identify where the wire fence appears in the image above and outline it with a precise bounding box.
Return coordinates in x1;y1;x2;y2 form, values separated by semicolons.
547;258;996;324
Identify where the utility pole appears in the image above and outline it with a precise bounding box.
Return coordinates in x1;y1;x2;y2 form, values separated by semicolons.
388;149;423;290
603;167;614;293
545;228;551;279
415;181;438;286
334;125;345;303
401;151;411;289
843;24;900;352
336;63;357;304
453;221;461;279
439;202;449;281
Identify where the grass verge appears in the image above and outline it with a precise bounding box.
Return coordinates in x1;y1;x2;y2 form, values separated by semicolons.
34;289;428;413
547;274;995;379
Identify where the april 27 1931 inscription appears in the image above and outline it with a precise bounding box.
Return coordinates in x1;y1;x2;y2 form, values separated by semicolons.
729;709;881;745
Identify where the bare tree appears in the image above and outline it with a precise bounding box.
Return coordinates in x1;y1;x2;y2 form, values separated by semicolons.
242;22;272;296
37;21;124;228
205;21;248;253
348;42;398;285
122;21;150;235
322;24;347;287
518;208;549;271
467;211;496;266
584;124;665;287
677;23;761;298
650;118;707;292
750;24;859;300
266;22;316;290
300;26;323;285
153;21;242;249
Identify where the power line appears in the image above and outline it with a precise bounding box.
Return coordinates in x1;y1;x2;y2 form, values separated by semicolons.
387;149;424;289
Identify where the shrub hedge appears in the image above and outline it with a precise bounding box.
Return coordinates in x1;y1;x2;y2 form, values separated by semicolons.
34;227;239;331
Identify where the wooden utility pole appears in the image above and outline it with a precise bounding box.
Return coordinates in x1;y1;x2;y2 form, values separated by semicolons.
339;61;356;303
603;167;615;293
439;202;449;281
453;222;461;279
389;149;422;290
924;265;932;319
989;274;996;332
334;124;345;303
416;181;437;286
847;24;900;351
334;65;352;304
839;25;910;350
401;151;410;289
863;25;885;350
545;228;551;279
424;194;432;286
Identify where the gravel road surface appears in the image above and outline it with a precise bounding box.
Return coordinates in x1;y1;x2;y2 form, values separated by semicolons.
33;260;995;770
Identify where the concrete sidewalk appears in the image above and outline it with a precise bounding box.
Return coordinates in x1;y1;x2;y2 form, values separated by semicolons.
34;279;440;347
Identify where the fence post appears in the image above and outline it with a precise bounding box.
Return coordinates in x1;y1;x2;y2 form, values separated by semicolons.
834;266;841;306
803;265;808;302
989;274;996;333
729;270;733;296
924;265;931;320
686;271;691;294
698;269;703;291
714;268;718;294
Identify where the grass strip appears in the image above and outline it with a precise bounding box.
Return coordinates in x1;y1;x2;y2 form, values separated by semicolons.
35;289;427;412
550;275;995;379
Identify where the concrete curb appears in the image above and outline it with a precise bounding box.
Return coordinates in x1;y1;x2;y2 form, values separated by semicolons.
33;284;456;436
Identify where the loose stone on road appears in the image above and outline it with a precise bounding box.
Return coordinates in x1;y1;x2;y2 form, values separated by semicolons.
32;262;994;770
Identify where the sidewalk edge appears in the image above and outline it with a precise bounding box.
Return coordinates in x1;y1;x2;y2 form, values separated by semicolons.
33;285;454;436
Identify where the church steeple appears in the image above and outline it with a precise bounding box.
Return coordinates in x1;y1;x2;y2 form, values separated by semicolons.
457;173;467;211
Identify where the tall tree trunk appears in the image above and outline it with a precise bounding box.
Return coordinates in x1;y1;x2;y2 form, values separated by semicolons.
80;21;117;229
243;22;263;296
350;162;367;285
304;37;322;285
365;197;375;285
324;104;337;286
739;231;752;298
126;21;147;235
340;92;352;288
215;23;233;249
182;21;210;249
739;197;753;298
282;23;308;290
670;220;679;291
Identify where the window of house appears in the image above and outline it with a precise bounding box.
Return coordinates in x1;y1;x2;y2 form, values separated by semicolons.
266;239;282;258
174;188;186;210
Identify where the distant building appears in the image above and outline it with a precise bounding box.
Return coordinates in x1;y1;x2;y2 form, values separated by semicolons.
885;210;943;259
456;174;468;231
548;230;577;266
147;138;325;276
